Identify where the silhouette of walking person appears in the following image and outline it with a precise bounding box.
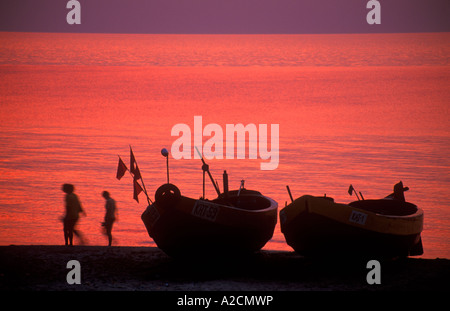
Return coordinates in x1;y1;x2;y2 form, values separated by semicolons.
62;184;87;246
102;191;117;246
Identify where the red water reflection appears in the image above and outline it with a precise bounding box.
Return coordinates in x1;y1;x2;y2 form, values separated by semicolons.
0;33;449;258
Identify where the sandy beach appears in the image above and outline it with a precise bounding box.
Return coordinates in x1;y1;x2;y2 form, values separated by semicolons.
0;245;448;291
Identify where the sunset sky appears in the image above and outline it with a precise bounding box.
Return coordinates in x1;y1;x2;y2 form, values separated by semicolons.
0;0;449;34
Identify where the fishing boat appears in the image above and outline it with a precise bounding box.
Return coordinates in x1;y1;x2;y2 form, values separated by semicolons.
141;149;278;258
280;182;423;258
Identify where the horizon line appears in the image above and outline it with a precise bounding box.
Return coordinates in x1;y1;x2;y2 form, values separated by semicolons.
2;30;450;36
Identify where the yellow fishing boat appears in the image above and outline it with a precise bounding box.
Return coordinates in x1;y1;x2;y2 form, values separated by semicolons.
280;182;423;258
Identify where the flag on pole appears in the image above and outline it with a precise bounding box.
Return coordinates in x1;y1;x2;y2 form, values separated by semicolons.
348;184;355;196
133;178;143;203
130;147;141;180
116;156;128;180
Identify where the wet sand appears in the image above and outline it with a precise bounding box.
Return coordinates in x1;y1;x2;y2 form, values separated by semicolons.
0;245;448;291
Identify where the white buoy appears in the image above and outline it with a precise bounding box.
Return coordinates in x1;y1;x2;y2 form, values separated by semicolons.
161;148;170;183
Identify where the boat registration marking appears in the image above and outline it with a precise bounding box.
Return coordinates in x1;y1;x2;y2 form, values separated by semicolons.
192;201;220;222
349;210;368;225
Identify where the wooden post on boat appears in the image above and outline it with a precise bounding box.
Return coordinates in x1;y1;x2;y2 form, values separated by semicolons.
223;170;229;200
202;163;208;199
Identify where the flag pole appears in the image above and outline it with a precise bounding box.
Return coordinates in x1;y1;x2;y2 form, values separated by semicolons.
130;146;152;205
161;148;170;184
348;184;361;201
127;169;153;204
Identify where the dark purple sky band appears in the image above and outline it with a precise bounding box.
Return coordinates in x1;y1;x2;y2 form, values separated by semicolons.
0;0;449;34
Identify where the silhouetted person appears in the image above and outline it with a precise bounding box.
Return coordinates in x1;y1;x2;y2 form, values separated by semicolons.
102;191;117;246
62;184;86;246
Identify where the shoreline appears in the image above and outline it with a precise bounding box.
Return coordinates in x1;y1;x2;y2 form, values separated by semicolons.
1;245;448;291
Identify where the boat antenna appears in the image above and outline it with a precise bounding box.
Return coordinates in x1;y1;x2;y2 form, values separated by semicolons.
286;185;294;203
237;180;245;197
161;148;170;184
359;191;365;200
195;147;221;197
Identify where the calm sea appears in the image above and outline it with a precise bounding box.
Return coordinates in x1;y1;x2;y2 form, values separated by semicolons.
0;32;449;258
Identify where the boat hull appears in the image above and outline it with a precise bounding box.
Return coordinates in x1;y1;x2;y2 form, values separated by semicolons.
142;187;278;257
280;195;423;258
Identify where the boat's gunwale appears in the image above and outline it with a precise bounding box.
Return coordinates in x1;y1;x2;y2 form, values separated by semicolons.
150;190;278;229
281;195;423;236
211;194;278;213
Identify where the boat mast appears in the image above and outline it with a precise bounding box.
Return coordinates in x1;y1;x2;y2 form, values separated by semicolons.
195;147;221;197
